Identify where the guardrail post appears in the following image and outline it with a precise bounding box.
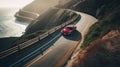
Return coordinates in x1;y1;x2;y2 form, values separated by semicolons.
38;36;41;41
18;45;20;51
55;27;57;31
48;32;49;35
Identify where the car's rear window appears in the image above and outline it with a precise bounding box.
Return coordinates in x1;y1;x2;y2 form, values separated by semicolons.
65;27;73;30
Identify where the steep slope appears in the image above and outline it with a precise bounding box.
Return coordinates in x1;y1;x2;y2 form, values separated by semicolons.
67;30;120;67
67;0;120;67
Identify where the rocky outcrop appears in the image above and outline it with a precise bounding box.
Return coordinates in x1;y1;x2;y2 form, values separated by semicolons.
15;0;59;23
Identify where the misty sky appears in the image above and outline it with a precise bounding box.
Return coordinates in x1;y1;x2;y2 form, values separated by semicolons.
0;0;59;8
0;0;33;8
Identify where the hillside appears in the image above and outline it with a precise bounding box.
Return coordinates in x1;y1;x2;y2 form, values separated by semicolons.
67;30;120;67
25;8;78;34
66;0;120;67
57;0;113;18
82;0;120;47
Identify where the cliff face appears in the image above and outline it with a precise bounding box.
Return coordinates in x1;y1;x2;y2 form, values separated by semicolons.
67;30;120;67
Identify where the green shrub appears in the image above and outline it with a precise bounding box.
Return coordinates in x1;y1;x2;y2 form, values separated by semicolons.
81;10;120;48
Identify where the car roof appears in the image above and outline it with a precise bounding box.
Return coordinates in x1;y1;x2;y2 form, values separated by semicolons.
66;24;75;27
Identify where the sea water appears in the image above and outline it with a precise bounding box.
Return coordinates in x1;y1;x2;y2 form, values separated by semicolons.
0;0;33;38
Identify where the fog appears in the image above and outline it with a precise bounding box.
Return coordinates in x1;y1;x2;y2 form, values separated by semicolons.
0;0;33;8
23;0;59;13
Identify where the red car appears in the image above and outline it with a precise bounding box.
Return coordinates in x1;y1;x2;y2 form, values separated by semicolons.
61;24;77;35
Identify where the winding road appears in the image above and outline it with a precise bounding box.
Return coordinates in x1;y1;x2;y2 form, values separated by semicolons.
25;11;98;67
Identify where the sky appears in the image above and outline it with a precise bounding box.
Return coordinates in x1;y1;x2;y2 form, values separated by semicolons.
0;0;33;8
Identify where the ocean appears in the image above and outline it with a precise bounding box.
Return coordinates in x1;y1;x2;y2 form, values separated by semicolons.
0;8;29;38
0;0;33;38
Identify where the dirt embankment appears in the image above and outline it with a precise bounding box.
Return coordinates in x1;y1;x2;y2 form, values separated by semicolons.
66;30;120;67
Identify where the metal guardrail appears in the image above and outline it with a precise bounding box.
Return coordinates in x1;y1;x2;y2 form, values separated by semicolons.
0;46;18;59
0;15;79;59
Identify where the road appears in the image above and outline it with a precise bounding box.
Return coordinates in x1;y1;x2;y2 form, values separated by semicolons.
25;11;98;67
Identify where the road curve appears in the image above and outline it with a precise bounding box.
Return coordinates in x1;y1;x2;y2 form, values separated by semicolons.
25;11;98;67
